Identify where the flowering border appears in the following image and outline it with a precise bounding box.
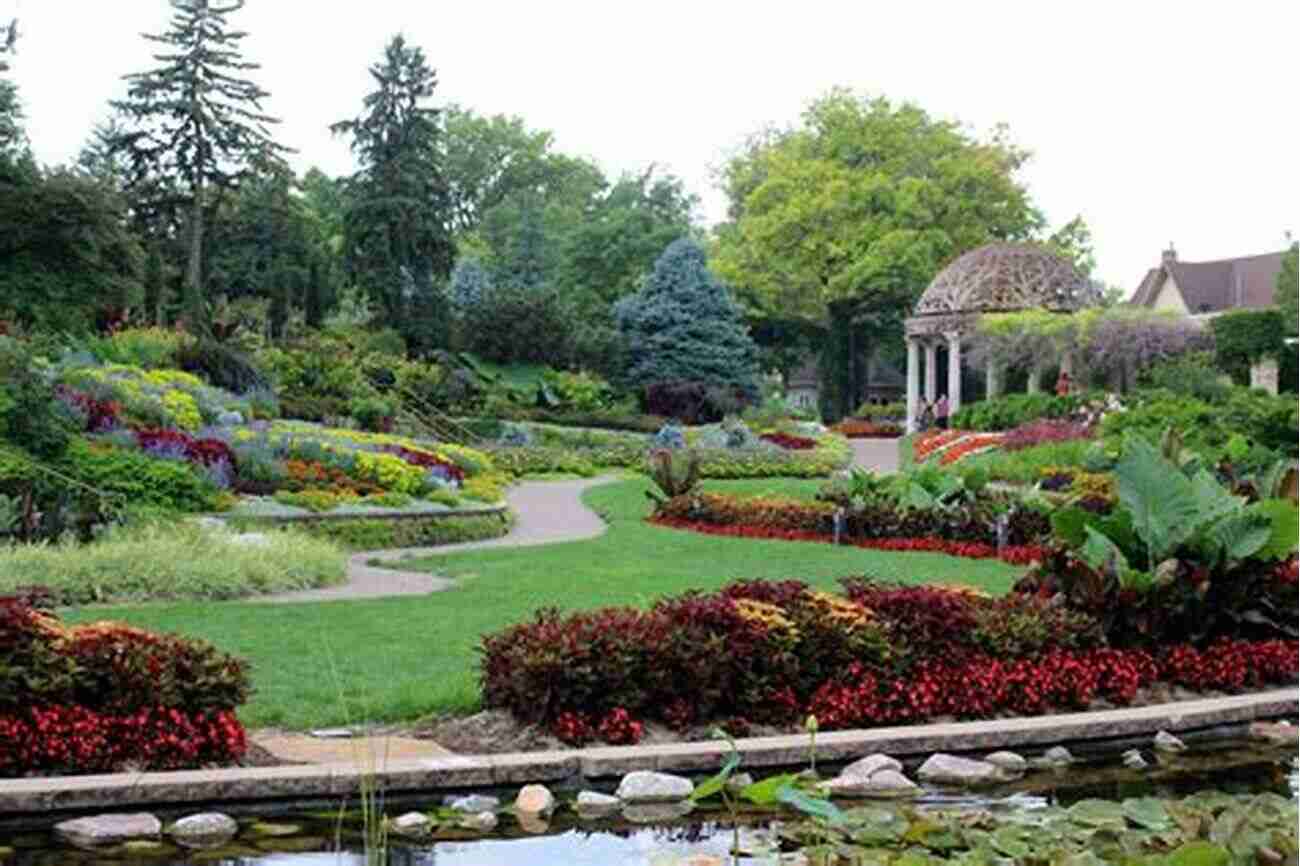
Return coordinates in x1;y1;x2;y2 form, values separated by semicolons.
649;515;1044;565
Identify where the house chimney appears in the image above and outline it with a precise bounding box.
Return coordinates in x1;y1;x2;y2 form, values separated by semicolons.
1161;243;1177;265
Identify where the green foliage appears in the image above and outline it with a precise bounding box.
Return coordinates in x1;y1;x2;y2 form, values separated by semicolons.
283;512;510;550
62;439;219;512
1101;388;1298;459
1277;242;1298;334
0;166;144;331
616;238;761;399
712;89;1043;322
1139;351;1233;403
0;338;75;460
951;392;1097;431
89;327;186;369
0;520;344;604
1209;308;1289;385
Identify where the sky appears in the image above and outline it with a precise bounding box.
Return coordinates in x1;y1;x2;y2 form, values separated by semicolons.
3;1;1296;292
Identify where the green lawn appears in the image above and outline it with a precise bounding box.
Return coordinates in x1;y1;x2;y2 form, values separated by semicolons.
67;477;1021;730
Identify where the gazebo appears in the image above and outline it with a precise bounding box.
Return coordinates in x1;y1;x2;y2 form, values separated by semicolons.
903;243;1094;433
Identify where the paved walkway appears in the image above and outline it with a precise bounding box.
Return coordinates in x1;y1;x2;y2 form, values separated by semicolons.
849;437;902;473
257;475;618;604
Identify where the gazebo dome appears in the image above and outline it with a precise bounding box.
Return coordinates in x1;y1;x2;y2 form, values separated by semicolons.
912;242;1092;321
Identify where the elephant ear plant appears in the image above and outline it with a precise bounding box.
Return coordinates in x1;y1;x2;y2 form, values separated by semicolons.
1020;432;1298;646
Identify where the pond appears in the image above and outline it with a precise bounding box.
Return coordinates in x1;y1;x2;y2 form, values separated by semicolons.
1;737;1295;865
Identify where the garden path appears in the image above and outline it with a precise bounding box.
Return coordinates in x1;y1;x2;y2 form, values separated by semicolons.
849;437;901;473
256;474;619;604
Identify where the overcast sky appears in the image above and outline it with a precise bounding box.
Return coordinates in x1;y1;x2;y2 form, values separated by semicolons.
4;1;1296;291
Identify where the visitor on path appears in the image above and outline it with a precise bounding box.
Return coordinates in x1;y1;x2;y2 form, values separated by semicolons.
935;395;949;430
918;399;935;431
1055;371;1072;397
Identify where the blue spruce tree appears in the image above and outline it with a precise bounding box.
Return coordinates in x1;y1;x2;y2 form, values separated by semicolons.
615;238;760;401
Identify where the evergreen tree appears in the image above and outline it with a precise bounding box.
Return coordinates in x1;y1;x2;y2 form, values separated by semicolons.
615;238;760;398
111;0;288;331
1276;242;1298;335
304;260;326;329
0;17;27;173
331;35;455;343
449;257;491;313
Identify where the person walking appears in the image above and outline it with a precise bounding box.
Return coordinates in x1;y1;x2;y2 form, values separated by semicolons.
935;394;949;430
1055;370;1072;397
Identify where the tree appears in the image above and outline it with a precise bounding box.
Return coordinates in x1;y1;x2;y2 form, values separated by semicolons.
331;34;455;343
713;90;1044;322
615;238;760;399
111;0;288;330
1044;214;1098;278
556;167;698;310
441;104;604;236
0;16;27;174
1276;242;1298;335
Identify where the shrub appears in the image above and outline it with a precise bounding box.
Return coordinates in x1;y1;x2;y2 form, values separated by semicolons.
1101;388;1298;459
833;419;903;438
760;431;817;450
62;439;220;512
0;596;250;775
644;381;750;425
957;440;1097;484
854;402;906;421
0;520;345;603
279;511;511;550
90;327;186;369
950;392;1098;431
1001;419;1094;452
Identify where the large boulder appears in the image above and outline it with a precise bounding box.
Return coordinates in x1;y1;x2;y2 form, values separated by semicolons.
616;770;694;803
839;753;903;780
167;813;238;849
917;753;1003;787
55;814;161;848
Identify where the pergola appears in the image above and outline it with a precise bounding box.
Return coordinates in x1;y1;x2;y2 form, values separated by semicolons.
903;243;1093;433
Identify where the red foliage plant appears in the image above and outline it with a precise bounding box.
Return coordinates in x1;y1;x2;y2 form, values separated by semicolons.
760;432;818;450
833;420;903;439
134;428;235;469
385;445;465;483
0;597;251;776
1001;419;1094;452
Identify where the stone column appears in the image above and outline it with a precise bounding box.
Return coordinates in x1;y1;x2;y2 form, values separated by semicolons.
1250;356;1280;395
946;332;962;416
1027;367;1042;394
905;338;921;434
924;342;938;403
986;358;1002;399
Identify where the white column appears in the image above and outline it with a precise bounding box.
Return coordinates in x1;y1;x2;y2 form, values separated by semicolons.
1027;367;1041;394
946;332;962;416
905;338;920;434
923;342;938;402
986;358;1002;398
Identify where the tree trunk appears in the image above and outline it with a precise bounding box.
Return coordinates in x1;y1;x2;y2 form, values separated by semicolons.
186;178;205;332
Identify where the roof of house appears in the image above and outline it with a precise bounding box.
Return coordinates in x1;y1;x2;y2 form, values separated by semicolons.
1132;250;1286;313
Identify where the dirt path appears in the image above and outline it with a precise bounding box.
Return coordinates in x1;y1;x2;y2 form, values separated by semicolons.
256;475;619;603
849;437;902;473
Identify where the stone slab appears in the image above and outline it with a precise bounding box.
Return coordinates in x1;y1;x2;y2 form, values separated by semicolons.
1;688;1294;814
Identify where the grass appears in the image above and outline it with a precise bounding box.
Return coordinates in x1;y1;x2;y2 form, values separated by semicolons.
64;477;1021;730
958;440;1095;484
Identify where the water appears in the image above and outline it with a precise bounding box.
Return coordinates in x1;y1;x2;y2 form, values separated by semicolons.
1;738;1295;865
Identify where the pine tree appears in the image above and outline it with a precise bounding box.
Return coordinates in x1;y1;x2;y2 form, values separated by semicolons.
331;34;455;338
111;0;288;332
615;238;761;398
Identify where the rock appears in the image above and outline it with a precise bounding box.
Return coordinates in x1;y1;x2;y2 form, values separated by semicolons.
514;784;555;816
615;770;694;803
575;790;622;816
229;532;271;548
725;772;755;794
839;753;902;779
194;517;226;532
388;812;432;837
516;812;549;835
309;728;353;739
984;751;1027;774
217;410;244;426
1122;749;1148;770
446;794;500;813
55;814;162;848
917;753;1003;787
1032;746;1074;768
1250;722;1300;744
1154;730;1187;753
822;769;920;799
622;801;694;823
167;813;238;848
457;811;498;833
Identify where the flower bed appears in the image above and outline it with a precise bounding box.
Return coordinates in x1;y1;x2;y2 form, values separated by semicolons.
911;429;966;461
759;431;818;450
652;491;1052;553
480;578;1298;745
832;419;903;439
649;515;1044;565
0;594;250;776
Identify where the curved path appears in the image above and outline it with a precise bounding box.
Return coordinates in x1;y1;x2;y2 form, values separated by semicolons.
850;437;902;473
256;475;619;603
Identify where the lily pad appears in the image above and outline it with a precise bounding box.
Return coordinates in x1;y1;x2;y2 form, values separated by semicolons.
1166;840;1231;866
1123;797;1174;831
991;825;1031;858
1068;799;1126;829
